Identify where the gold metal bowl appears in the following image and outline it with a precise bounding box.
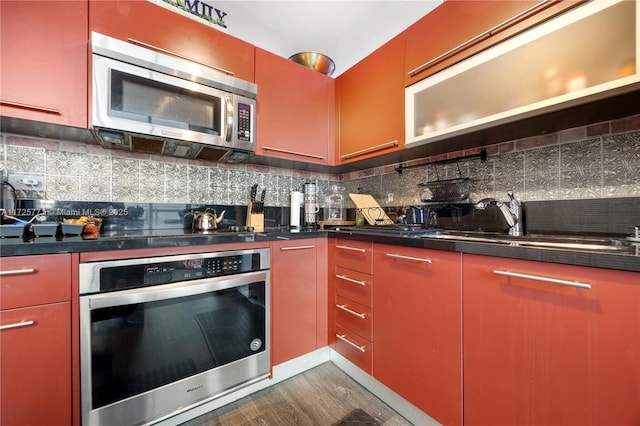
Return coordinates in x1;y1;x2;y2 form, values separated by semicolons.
288;52;336;76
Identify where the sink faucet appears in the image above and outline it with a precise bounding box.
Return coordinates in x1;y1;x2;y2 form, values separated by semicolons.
474;191;523;236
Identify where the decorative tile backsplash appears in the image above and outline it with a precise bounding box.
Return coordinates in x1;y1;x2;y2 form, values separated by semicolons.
1;113;639;209
0;136;337;207
340;114;640;208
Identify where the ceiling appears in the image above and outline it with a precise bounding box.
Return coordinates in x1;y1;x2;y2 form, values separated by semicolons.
213;1;444;77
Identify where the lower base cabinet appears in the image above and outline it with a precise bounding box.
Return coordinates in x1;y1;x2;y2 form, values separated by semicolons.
331;239;374;373
463;254;640;425
271;239;323;366
1;302;72;426
1;253;72;426
373;244;463;426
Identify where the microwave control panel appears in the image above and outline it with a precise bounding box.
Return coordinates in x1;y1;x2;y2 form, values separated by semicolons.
237;102;252;141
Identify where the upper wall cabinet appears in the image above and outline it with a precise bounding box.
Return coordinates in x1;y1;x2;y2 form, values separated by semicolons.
89;1;255;83
406;0;639;148
337;33;406;164
255;49;335;165
404;1;583;86
0;1;88;127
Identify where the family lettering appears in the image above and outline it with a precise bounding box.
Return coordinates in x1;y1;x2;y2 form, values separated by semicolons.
164;0;228;27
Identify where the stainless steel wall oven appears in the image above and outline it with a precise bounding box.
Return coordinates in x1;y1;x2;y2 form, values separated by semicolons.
79;248;270;426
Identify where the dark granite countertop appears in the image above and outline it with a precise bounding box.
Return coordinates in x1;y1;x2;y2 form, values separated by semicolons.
0;228;329;257
1;227;639;273
329;230;640;273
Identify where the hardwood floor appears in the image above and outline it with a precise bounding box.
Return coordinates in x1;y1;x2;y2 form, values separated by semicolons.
180;362;413;425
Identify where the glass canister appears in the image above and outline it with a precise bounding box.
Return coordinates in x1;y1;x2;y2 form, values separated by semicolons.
324;185;345;221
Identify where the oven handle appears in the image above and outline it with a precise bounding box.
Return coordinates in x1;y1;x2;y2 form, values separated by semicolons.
83;270;269;310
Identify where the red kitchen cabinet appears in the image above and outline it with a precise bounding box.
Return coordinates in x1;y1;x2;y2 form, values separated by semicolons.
1;253;71;310
0;1;88;127
463;254;640;425
405;0;583;86
336;32;405;164
0;255;72;426
373;244;462;425
271;239;320;366
333;238;373;275
89;0;255;82
255;48;335;165
331;239;374;373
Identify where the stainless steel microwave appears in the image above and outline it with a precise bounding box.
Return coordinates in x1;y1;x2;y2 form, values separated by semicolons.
91;32;257;163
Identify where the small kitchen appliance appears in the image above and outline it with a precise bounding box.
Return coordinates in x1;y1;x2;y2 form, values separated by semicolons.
91;32;256;163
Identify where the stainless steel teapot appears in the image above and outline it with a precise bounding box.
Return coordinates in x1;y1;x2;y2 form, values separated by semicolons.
192;208;225;231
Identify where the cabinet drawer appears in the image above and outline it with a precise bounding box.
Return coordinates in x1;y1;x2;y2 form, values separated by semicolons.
335;239;373;274
335;296;372;341
335;324;372;374
0;254;71;310
1;302;72;426
335;267;373;307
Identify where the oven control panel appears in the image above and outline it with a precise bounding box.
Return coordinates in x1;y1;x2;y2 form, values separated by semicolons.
80;248;270;294
144;254;255;285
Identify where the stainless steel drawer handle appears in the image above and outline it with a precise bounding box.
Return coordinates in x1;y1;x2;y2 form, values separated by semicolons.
407;0;551;77
340;140;398;160
280;245;316;251
336;244;366;253
0;100;60;114
336;274;366;287
336;304;366;319
493;270;591;289
0;268;36;277
127;38;234;75
0;320;35;331
336;334;366;353
262;146;326;160
385;253;432;263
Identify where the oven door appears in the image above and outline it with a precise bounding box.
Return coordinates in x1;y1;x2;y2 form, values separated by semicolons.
80;270;269;426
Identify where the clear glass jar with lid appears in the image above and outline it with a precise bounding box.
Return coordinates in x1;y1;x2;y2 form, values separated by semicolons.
324;184;345;221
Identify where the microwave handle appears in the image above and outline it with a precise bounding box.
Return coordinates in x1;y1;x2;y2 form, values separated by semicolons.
224;95;234;142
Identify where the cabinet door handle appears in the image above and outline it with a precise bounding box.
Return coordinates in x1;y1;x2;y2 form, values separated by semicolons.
336;304;366;319
340;140;398;160
0;320;35;331
0;100;60;115
407;0;552;77
223;95;234;142
0;268;36;277
279;245;316;251
493;270;591;289
336;334;366;352
385;253;432;264
261;146;326;160
127;38;234;75
336;274;366;287
336;244;366;253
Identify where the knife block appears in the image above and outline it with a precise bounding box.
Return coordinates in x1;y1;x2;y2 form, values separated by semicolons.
246;201;264;232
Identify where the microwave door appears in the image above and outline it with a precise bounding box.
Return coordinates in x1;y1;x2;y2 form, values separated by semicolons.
93;56;227;145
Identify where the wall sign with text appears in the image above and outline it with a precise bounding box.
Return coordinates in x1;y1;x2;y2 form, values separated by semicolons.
158;0;228;29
